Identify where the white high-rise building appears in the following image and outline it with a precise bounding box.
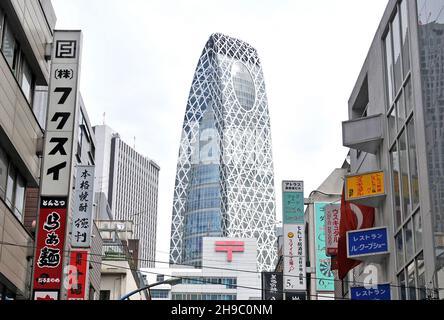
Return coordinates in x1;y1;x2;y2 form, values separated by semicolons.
94;124;160;268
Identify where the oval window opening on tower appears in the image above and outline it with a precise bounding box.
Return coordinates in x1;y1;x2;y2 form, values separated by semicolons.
231;61;256;111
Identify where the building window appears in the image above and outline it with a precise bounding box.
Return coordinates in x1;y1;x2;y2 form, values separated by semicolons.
150;289;169;299
20;58;33;103
99;290;110;300
1;22;17;72
0;147;8;200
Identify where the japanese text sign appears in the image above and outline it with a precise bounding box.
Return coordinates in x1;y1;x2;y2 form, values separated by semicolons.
346;171;385;201
33;197;67;294
325;204;341;256
314;202;335;291
347;227;389;258
262;272;283;300
41;31;81;196
282;181;304;224
351;283;391;300
283;224;306;291
72;165;95;247
67;250;89;300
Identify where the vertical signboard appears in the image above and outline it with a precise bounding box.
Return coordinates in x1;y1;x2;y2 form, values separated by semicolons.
283;224;306;291
282;181;304;224
262;272;283;300
314;202;335;291
67;250;89;300
325;204;340;256
72;166;95;248
33;197;68;293
33;31;82;299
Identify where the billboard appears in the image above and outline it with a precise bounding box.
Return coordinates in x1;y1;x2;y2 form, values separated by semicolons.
346;171;385;201
282;181;304;224
347;227;389;259
314;202;335;291
325;204;340;256
67;250;89;300
71;166;95;248
283;224;306;291
262;272;283;300
350;283;391;300
33;197;68;293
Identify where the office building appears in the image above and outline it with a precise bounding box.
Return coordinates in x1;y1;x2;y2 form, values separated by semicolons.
341;0;444;299
94;124;159;268
169;33;277;271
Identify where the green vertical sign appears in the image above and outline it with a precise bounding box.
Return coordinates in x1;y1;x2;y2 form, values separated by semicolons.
282;181;304;224
314;202;335;291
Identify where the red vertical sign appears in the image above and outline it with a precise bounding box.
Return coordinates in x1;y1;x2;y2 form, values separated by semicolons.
67;250;88;300
33;197;68;293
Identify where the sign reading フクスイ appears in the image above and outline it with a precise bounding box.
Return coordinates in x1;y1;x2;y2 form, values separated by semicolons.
72;166;95;247
283;224;306;291
33;31;82;300
282;181;304;224
314;202;335;291
347;227;389;259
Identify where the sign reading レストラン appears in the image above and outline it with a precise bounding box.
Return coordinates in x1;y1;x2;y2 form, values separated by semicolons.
347;227;389;259
346;171;385;201
351;283;391;300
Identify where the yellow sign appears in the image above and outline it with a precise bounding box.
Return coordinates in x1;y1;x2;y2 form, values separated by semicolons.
346;171;385;200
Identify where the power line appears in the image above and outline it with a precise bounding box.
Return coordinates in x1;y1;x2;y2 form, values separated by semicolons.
0;240;440;295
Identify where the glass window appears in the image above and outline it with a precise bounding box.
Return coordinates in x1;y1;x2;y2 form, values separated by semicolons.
407;262;417;300
404;219;414;261
400;0;410;76
398;271;407;300
414;212;422;252
396;95;406;129
407;119;419;209
405;79;413;114
391;144;402;228
2;22;17;72
20;58;33;103
395;232;404;270
388;106;397;143
0;7;4;43
392;11;403;91
416;253;426;300
0;147;8;200
6;164;15;208
384;30;394;104
399;130;410;216
14;174;25;220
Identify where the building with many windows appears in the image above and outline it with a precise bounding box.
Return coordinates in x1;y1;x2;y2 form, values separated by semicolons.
0;0;56;300
341;0;444;300
93;124;159;268
169;33;277;271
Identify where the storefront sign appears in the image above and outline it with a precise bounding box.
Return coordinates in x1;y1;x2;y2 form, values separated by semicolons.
285;292;307;300
346;171;385;201
67;250;89;300
215;241;244;262
282;181;304;224
314;202;335;291
351;283;391;300
71;166;94;247
325;204;340;256
347;227;389;258
283;224;306;291
262;272;283;300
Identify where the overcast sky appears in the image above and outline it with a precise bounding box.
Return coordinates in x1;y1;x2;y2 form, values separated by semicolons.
51;0;388;267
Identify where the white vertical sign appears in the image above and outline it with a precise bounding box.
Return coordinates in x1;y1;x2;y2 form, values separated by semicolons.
283;224;306;291
41;31;82;196
72;166;94;247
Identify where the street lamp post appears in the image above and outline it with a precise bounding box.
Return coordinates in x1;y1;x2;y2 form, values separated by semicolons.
120;278;182;300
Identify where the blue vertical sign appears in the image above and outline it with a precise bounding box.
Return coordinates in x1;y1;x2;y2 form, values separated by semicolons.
314;202;335;291
351;284;391;300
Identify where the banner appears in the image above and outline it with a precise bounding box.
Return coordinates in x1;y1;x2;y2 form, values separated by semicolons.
71;166;95;247
262;272;283;300
67;250;89;300
314;202;335;291
283;224;306;291
325;204;341;256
